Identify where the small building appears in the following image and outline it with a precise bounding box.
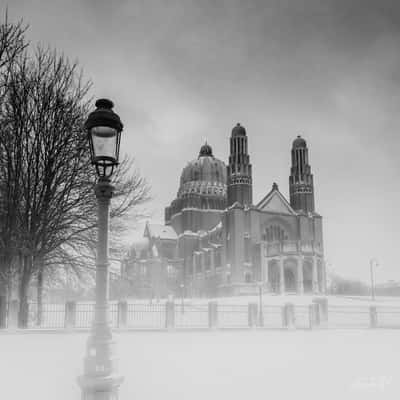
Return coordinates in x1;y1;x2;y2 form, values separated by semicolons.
122;124;326;298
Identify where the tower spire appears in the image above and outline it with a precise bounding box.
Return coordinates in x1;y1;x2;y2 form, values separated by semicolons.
289;135;315;213
227;123;253;206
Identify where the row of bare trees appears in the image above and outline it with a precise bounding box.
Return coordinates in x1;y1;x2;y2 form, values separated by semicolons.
0;14;149;326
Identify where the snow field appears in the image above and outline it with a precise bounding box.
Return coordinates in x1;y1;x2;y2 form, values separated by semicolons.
0;329;398;400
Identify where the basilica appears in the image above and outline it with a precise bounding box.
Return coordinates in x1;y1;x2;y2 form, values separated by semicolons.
121;124;326;297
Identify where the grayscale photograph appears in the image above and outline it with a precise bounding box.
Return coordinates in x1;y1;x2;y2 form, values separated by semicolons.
0;1;399;399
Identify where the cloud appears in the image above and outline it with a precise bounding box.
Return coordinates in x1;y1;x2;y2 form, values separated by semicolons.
5;0;400;281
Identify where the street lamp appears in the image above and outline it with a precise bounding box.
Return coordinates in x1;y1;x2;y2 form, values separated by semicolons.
370;258;379;302
180;283;185;313
258;281;264;327
78;99;124;400
86;99;122;178
325;260;334;295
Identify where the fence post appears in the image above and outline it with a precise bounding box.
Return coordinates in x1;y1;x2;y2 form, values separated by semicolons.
308;304;314;329
284;303;295;330
281;304;286;328
165;301;175;329
369;306;378;328
19;300;29;328
64;301;76;329
118;300;128;328
248;303;258;328
0;295;7;329
208;301;218;329
308;303;319;329
9;299;19;329
314;302;321;326
312;297;328;327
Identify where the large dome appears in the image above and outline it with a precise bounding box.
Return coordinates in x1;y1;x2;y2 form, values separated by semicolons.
165;143;228;232
178;143;227;199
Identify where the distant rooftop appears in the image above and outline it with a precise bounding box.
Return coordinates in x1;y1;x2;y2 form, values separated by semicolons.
145;223;177;240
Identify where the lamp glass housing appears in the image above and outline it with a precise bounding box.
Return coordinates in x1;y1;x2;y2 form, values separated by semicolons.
85;98;123;179
89;126;121;178
91;126;118;159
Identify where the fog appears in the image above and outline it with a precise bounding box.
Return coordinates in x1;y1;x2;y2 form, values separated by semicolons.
5;0;400;282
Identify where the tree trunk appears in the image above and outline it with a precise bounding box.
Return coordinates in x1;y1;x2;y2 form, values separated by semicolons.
18;255;31;328
0;255;15;328
0;276;7;297
0;278;7;329
0;255;12;298
36;266;43;326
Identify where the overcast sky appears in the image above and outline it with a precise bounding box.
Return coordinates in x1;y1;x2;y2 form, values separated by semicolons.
4;0;400;283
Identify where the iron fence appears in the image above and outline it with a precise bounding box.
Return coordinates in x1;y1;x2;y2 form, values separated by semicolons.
126;303;165;329
27;303;65;329
218;304;249;328
294;305;310;329
327;305;370;329
376;306;400;328
5;301;400;331
174;303;208;329
75;302;94;328
110;302;119;328
261;305;283;328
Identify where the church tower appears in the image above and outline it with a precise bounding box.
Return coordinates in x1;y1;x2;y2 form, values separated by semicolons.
227;123;253;207
289;135;315;213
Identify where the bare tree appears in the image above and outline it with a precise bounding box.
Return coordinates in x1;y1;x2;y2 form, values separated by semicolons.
0;13;28;312
0;11;27;98
0;44;149;327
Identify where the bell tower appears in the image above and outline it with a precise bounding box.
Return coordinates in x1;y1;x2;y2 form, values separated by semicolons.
289;135;315;213
227;123;253;207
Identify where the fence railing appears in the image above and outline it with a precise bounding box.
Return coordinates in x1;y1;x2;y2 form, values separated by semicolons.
1;297;400;331
375;306;400;328
327;305;371;329
218;304;250;328
175;304;208;329
127;303;165;329
27;303;65;329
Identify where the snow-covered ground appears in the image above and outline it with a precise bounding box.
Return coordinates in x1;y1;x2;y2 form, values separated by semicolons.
218;294;400;306
140;294;400;306
0;330;398;400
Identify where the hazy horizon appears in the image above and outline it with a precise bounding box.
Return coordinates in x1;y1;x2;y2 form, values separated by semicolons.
4;0;400;284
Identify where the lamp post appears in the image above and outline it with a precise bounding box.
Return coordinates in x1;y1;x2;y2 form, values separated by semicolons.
180;283;185;313
78;99;124;400
226;268;231;296
258;281;264;327
370;258;379;302
149;284;154;305
325;261;334;294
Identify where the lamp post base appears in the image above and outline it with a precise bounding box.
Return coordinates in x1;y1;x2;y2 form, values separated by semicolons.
79;330;123;400
78;374;124;400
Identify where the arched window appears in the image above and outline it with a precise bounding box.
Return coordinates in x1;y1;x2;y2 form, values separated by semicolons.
262;225;288;242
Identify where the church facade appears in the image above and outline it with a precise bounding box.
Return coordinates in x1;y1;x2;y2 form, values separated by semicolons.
121;124;326;297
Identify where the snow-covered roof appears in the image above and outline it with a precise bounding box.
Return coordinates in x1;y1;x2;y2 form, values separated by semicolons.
209;221;223;234
145;223;178;240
